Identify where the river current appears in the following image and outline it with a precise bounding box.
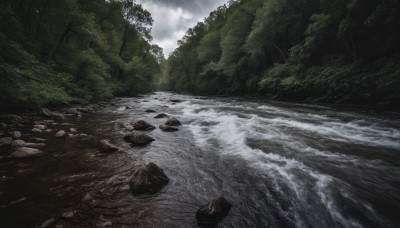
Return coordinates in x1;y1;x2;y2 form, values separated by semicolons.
1;92;399;227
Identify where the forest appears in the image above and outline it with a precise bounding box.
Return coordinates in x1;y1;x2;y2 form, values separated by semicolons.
1;0;400;110
161;0;400;106
0;0;163;110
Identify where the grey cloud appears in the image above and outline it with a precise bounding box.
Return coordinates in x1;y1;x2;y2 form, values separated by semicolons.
137;0;228;55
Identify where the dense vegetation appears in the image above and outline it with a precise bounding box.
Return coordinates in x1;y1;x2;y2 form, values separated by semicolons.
162;0;400;105
0;0;163;110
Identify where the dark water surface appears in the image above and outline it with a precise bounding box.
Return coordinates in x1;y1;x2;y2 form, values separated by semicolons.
1;92;400;227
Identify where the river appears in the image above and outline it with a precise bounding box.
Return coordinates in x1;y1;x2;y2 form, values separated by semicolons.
1;92;399;227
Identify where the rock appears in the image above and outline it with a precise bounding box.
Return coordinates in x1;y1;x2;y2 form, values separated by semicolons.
165;117;182;126
132;120;155;131
24;143;45;149
159;124;179;132
69;128;78;133
66;108;81;116
0;137;12;147
154;113;169;119
11;139;26;147
13;131;21;139
31;138;47;143
169;99;182;103
196;197;232;226
61;210;76;219
44;129;52;133
39;108;54;117
121;122;134;130
99;139;118;153
39;218;56;228
31;128;43;133
126;106;130;109
130;162;169;195
34;125;46;130
10;147;44;158
79;133;92;141
55;130;66;138
0;122;7;128
52;112;66;120
8;197;27;205
145;109;156;113
124;131;155;145
77;107;92;113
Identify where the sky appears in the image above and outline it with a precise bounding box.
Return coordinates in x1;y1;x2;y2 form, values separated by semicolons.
137;0;229;57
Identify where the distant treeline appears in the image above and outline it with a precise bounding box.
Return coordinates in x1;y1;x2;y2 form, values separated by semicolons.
0;0;162;110
161;0;400;105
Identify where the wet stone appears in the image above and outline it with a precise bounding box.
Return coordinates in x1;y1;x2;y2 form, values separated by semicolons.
132;120;155;131
154;113;169;119
196;197;232;227
159;124;179;132
124;132;155;145
165;117;182;126
130;162;169;195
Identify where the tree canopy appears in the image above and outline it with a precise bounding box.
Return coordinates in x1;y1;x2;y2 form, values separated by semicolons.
0;0;163;110
162;0;400;106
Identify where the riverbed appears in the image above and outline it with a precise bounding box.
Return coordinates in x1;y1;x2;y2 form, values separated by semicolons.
1;92;399;227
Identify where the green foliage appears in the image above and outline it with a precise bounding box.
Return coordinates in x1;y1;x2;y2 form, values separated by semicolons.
0;0;162;111
164;0;400;106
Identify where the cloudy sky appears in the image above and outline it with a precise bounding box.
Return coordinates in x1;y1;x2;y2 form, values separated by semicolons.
137;0;228;57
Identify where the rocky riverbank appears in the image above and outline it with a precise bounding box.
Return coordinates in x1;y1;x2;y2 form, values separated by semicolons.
0;96;232;227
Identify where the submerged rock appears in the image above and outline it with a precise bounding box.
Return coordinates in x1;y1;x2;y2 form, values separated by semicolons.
145;109;156;113
169;99;182;103
132;120;155;131
159;124;179;132
99;139;118;153
130;162;169;195
154;113;169;119
124;132;155;145
196;197;232;227
165;117;182;126
10;147;44;158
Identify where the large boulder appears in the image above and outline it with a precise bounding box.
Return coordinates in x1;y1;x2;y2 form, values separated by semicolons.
132;120;155;131
154;113;169;119
159;124;179;132
99;139;118;153
10;147;44;158
165;117;182;126
196;197;232;227
130;162;169;195
124;132;155;145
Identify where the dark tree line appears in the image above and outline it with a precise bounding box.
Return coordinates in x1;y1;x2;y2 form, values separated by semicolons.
162;0;400;105
0;0;163;110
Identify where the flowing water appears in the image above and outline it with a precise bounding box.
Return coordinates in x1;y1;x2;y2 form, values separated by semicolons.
1;92;400;227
